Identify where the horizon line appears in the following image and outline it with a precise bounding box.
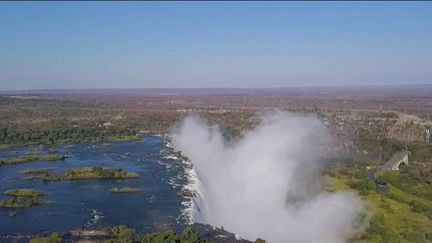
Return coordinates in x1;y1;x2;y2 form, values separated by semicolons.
1;83;432;93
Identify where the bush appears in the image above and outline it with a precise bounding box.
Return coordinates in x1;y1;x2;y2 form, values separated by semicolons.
138;227;207;243
366;213;399;242
105;225;135;243
30;232;62;243
347;179;375;195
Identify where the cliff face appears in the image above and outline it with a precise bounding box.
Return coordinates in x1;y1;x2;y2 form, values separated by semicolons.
387;121;430;142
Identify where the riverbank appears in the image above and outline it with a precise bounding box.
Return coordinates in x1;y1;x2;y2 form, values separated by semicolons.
0;134;144;150
24;224;256;243
323;159;432;242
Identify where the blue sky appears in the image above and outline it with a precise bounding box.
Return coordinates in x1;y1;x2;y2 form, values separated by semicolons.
0;2;431;90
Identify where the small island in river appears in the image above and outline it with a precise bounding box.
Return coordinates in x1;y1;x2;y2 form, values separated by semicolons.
1;188;49;208
109;187;143;193
41;167;139;181
4;188;44;197
0;154;65;165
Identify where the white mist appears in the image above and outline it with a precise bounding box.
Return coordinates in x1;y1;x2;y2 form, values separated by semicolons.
171;111;363;243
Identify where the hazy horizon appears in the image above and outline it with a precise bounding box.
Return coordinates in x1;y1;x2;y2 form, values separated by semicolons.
2;83;432;93
1;2;431;90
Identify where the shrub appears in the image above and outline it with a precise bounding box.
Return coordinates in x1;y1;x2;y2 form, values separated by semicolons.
30;232;62;243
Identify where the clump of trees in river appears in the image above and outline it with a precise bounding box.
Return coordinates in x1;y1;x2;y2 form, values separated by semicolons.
42;167;139;181
0;188;48;208
0;154;65;165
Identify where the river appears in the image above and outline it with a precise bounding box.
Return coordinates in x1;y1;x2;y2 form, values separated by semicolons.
0;134;193;235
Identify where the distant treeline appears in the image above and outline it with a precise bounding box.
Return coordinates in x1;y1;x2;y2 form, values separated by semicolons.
0;123;137;146
0;98;255;147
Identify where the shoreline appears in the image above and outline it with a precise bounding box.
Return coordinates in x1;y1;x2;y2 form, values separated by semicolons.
0;134;149;150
